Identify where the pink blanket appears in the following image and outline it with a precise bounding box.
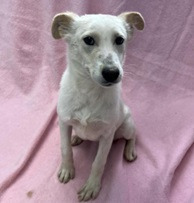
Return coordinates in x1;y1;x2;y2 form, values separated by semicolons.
1;0;194;202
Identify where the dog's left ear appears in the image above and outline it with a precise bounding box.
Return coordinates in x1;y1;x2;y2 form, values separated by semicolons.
119;12;145;31
51;12;78;39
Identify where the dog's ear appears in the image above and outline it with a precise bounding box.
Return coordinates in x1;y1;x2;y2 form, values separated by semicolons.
119;12;145;31
51;12;78;39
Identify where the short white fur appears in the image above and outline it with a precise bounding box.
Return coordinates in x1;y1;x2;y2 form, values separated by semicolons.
52;12;144;201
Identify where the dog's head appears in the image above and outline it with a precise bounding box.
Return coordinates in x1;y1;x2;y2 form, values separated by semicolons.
52;12;144;87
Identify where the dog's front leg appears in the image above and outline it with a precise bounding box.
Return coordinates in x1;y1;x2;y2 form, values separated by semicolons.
58;119;75;183
78;135;114;201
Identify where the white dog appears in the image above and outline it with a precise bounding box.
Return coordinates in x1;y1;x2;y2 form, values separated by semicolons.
52;12;144;201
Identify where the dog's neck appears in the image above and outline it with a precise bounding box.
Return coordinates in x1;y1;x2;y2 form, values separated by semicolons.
67;59;90;83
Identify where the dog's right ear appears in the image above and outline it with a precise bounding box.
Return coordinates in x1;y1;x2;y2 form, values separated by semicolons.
51;12;78;39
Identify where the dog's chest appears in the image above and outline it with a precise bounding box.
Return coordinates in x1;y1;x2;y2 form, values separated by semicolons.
70;120;110;141
59;85;118;123
58;86;120;140
68;98;118;140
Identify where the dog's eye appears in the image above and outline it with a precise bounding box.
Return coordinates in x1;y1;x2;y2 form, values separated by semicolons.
115;36;124;45
83;36;95;46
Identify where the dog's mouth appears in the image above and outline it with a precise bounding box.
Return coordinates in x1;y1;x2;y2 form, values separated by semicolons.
102;83;113;87
104;83;112;86
100;80;120;87
89;69;122;88
101;75;122;87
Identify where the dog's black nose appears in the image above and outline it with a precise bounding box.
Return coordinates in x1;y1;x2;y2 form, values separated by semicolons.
102;67;120;83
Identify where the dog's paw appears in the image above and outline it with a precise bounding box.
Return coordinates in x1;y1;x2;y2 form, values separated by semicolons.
78;179;101;201
58;163;75;183
124;139;137;162
71;135;83;146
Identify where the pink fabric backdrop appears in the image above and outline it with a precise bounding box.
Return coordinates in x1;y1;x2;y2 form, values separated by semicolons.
1;0;194;202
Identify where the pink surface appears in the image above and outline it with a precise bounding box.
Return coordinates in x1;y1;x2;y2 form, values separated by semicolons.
1;0;194;202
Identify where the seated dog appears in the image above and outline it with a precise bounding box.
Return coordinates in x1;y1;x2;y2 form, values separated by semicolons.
52;11;144;201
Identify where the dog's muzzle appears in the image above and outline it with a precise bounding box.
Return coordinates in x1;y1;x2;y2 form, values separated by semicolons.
101;67;120;85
